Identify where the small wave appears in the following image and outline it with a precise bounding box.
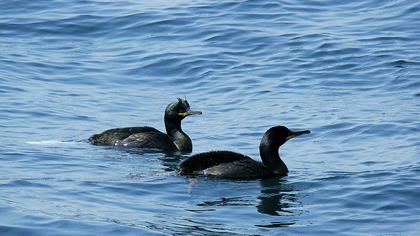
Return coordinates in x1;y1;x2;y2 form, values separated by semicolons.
26;140;76;146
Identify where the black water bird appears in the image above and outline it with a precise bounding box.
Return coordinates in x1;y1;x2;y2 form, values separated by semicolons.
177;126;310;180
89;98;202;152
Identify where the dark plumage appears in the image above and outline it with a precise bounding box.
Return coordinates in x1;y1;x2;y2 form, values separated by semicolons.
177;126;310;180
89;98;201;152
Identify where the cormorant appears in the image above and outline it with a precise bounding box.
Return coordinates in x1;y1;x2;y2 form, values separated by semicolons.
177;126;310;179
89;98;201;152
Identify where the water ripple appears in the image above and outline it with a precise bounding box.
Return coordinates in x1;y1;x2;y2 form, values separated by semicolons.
1;0;419;235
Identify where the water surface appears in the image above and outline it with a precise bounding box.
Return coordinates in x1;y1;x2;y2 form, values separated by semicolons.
1;0;419;235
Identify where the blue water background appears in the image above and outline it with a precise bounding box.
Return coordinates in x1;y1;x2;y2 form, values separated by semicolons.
1;0;419;235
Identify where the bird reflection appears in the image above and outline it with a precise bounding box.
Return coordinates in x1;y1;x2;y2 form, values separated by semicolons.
115;146;184;172
185;175;298;228
256;177;297;217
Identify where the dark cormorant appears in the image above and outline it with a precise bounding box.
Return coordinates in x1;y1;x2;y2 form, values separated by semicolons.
177;126;310;179
89;98;201;152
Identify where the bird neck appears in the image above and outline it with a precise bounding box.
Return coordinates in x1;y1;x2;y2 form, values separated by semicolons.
164;116;192;152
259;143;288;175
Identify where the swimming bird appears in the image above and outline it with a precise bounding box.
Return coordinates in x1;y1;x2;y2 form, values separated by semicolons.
177;126;310;180
89;98;202;152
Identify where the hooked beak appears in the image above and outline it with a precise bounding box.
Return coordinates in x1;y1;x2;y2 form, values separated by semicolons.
286;130;310;140
178;110;202;117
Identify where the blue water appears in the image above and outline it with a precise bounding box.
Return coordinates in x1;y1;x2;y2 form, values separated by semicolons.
1;0;419;235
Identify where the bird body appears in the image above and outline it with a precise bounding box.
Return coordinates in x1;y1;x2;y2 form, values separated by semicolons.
114;129;178;151
178;151;275;180
88;126;160;146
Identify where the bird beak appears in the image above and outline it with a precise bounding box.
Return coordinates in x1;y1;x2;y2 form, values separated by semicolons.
286;130;310;140
178;110;202;117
